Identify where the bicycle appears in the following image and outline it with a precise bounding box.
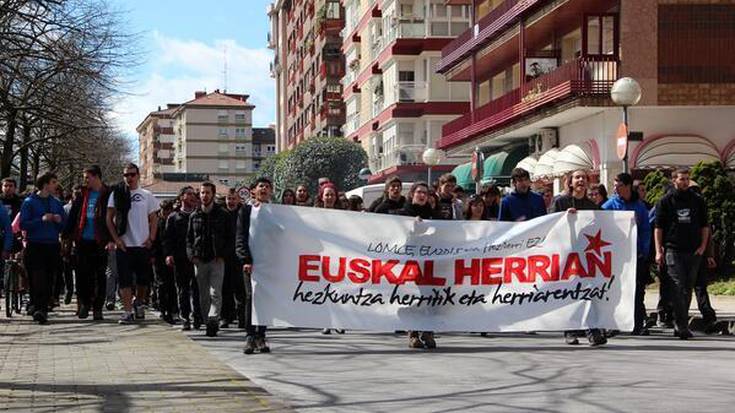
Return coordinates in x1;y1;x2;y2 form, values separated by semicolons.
4;257;26;318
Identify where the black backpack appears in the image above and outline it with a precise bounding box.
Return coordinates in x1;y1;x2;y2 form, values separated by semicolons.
111;182;131;236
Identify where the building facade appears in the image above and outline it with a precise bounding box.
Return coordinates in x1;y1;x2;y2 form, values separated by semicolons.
269;0;346;152
138;90;258;188
137;105;178;186
341;0;473;183
435;0;735;191
252;126;278;172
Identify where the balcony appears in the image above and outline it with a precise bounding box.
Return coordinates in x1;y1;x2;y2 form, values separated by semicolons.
438;0;530;74
440;56;618;149
370;144;428;172
372;97;385;117
396;81;427;103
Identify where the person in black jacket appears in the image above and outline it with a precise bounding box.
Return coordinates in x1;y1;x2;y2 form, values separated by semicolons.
237;177;273;354
655;168;709;340
550;169;607;347
396;182;439;349
164;186;202;331
152;200;177;324
368;176;406;213
220;187;246;329
186;182;233;337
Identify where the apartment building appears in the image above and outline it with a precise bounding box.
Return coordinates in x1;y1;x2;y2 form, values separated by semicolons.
269;0;346;152
137;105;178;186
341;0;473;183
437;0;735;191
252;126;277;172
138;90;258;189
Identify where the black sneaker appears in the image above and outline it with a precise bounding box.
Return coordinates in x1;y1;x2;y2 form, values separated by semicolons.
93;310;104;321
631;327;650;336
564;331;580;345
118;312;134;325
420;332;437;349
181;319;192;331
220;320;230;329
64;291;73;305
255;336;270;353
78;306;90;319
106;301;115;311
33;310;47;325
587;329;608;347
321;328;331;335
676;328;693;340
205;320;218;337
193;317;202;330
243;335;256;354
336;329;345;334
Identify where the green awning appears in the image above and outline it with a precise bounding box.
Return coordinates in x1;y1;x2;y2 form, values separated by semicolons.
481;145;529;184
451;162;473;191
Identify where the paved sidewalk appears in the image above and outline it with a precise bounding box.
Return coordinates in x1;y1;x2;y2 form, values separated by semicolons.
0;304;291;412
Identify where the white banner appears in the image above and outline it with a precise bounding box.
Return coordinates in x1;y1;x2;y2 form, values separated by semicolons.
250;205;637;332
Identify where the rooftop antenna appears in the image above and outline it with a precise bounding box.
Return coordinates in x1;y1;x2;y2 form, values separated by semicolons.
222;45;229;93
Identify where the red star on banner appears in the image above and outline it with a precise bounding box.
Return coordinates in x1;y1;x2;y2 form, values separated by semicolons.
584;230;612;256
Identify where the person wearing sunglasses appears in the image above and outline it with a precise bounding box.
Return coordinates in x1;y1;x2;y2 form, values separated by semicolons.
106;163;159;325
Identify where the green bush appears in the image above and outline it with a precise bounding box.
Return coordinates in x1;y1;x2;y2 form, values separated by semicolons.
690;161;735;279
643;169;669;206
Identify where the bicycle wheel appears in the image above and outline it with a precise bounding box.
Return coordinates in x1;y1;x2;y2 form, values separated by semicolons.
4;269;12;318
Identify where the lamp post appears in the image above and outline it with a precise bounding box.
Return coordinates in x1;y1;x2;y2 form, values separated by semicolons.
611;77;642;173
358;167;372;182
422;148;441;185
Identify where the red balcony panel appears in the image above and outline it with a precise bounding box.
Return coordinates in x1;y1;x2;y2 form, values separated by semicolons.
440;57;618;148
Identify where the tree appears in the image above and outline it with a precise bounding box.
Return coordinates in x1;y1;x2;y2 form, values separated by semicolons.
690;161;735;278
643;169;670;206
251;137;367;196
0;0;139;188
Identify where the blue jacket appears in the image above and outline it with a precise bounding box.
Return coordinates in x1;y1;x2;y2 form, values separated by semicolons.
498;190;547;222
602;194;651;257
0;207;11;252
20;193;66;244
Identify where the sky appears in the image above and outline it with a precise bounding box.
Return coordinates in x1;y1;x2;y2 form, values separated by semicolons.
111;0;275;143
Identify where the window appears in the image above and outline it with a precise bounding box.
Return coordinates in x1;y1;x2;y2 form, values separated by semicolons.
218;160;229;170
218;178;230;185
217;110;229;123
219;127;228;137
236;160;246;169
254;162;261;170
234;112;246;122
235;144;247;153
267;145;276;153
235;127;246;137
658;4;735;83
218;143;228;153
399;71;415;82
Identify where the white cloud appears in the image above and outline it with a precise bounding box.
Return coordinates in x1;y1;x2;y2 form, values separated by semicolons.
112;31;275;146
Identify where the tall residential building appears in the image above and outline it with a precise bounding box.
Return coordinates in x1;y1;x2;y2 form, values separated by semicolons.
137;105;179;185
437;0;735;191
252;126;278;172
138;90;258;189
341;0;472;183
269;0;346;152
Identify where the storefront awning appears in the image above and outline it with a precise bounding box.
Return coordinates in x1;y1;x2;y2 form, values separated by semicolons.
451;162;473;190
724;140;735;170
631;135;720;169
481;145;529;183
553;143;596;176
515;156;538;176
533;148;561;179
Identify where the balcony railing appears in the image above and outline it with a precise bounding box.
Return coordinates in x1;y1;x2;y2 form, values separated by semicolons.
370;144;428;172
441;56;619;147
396;81;428;103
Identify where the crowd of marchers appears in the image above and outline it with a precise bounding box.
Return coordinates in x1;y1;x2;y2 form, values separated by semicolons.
0;162;715;353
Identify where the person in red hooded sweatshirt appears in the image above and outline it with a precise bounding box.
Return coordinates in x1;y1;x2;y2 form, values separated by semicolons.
63;165;112;321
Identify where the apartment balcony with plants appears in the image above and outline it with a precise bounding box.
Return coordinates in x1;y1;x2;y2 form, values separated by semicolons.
437;0;622;151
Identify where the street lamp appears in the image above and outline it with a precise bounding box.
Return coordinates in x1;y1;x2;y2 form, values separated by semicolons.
611;77;642;173
358;167;372;182
422;148;441;185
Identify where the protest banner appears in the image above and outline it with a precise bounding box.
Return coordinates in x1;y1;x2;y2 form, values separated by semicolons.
250;205;636;332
